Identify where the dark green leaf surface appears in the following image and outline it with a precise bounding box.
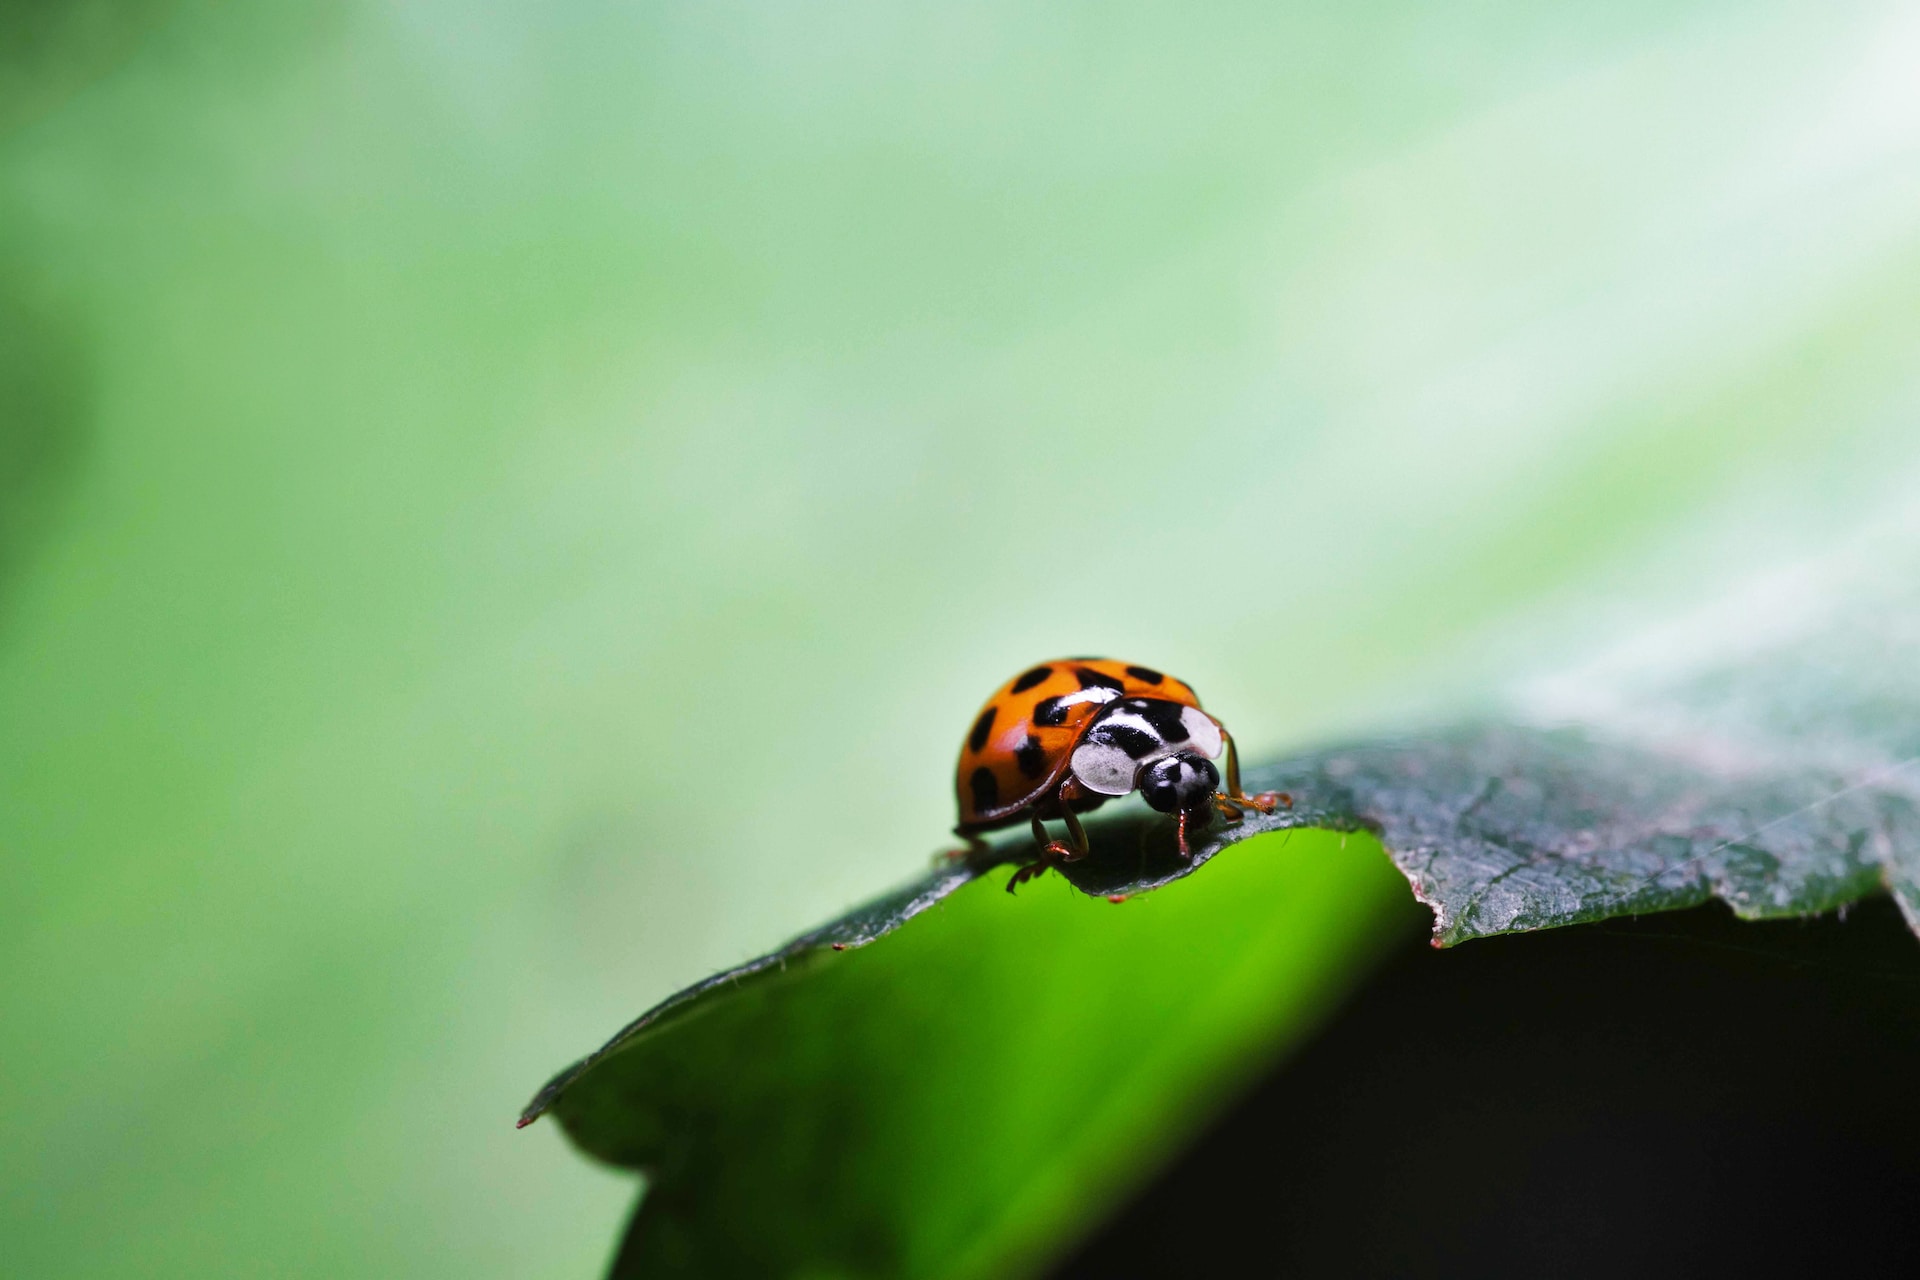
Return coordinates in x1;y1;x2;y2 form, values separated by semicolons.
1255;518;1920;947
1253;725;1918;947
534;830;1419;1279
527;526;1920;1278
526;718;1919;1136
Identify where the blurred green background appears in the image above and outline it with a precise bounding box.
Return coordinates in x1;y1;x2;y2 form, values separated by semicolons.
5;1;1920;1275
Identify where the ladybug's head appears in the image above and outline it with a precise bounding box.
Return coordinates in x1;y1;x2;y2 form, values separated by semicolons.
1070;698;1226;812
1137;751;1220;815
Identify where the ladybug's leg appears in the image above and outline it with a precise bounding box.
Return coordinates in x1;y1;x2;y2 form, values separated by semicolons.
1006;864;1043;893
1213;729;1288;820
1028;810;1086;864
1057;800;1092;860
1007;785;1094;893
938;831;993;866
1008;813;1067;893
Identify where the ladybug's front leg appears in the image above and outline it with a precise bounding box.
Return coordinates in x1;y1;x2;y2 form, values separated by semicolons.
1216;729;1289;817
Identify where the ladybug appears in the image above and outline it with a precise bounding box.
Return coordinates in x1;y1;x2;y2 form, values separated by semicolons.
952;658;1283;890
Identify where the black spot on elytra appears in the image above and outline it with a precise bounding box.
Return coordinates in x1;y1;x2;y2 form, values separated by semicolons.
1034;696;1069;727
1093;719;1163;760
1010;665;1052;693
1136;699;1192;743
1124;665;1164;685
969;767;999;811
1015;734;1048;778
1076;667;1125;692
968;706;996;753
1064;655;1105;662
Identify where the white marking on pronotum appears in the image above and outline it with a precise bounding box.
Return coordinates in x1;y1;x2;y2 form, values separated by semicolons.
1070;704;1229;796
1181;707;1223;759
1070;740;1138;796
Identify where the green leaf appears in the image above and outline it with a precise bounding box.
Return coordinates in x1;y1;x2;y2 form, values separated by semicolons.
1266;516;1920;948
528;522;1920;1276
532;829;1420;1279
1262;724;1918;946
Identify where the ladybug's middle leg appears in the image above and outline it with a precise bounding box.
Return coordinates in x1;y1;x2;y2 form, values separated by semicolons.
1007;783;1093;893
1056;799;1092;860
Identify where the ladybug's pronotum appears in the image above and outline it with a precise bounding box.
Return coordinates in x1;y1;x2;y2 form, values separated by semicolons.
951;659;1282;890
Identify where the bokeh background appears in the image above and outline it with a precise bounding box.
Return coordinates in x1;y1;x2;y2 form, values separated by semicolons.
6;2;1920;1275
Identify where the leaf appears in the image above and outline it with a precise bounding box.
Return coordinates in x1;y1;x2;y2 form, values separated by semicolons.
525;517;1920;1277
531;829;1421;1279
1261;511;1920;948
1260;724;1918;947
